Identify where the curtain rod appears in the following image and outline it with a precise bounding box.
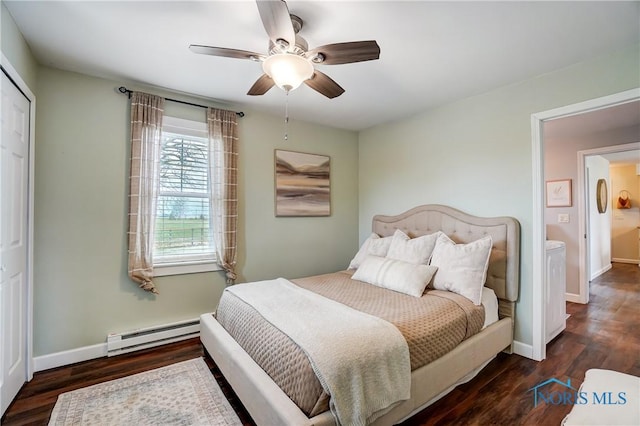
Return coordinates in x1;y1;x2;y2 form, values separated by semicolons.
118;86;245;117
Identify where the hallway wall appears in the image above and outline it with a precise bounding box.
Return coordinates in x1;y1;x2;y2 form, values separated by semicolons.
610;163;640;262
586;155;612;279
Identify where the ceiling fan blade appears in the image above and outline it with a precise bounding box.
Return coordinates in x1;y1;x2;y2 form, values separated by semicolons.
189;45;264;61
247;74;275;96
304;71;345;99
256;0;296;51
306;41;380;65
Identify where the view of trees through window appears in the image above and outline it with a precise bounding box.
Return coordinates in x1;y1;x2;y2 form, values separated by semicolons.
154;132;215;262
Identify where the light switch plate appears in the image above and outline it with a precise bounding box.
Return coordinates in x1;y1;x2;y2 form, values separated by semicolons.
558;213;569;223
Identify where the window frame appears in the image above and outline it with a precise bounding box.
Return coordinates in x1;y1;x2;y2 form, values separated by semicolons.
153;116;221;276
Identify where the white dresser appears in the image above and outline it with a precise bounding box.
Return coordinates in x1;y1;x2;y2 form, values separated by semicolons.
546;240;566;344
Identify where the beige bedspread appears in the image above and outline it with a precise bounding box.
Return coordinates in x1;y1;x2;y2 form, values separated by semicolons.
215;270;484;417
225;278;410;426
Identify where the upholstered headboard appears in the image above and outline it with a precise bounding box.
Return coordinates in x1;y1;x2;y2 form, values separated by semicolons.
372;204;520;320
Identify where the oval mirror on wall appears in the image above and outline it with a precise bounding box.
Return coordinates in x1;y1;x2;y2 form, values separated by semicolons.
596;178;608;213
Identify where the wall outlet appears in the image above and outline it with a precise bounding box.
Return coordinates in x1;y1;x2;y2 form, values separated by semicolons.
558;213;570;223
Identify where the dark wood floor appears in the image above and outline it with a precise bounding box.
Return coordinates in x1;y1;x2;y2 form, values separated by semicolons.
402;262;640;426
2;263;638;426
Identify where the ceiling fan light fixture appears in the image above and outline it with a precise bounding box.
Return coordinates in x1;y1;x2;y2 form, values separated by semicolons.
275;38;290;51
262;54;314;92
311;53;325;64
190;1;380;99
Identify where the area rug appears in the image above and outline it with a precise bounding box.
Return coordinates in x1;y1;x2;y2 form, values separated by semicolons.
48;357;242;426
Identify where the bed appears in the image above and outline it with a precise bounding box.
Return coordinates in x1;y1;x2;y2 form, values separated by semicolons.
200;204;520;425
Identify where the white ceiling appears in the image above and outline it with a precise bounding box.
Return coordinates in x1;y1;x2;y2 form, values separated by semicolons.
5;1;640;131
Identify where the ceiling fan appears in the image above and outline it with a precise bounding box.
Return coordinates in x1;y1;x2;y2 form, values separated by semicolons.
189;0;380;99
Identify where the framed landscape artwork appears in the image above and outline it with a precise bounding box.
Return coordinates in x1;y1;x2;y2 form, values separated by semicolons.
275;150;330;217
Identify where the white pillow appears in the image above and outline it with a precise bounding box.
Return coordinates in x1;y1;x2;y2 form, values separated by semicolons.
481;287;499;329
387;229;441;265
351;255;438;297
347;233;393;269
367;235;393;257
348;233;377;269
430;234;492;305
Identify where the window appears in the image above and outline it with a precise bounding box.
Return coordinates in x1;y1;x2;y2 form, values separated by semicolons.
153;116;219;276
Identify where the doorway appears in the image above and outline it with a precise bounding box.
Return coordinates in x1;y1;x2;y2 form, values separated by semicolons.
577;143;640;304
531;88;640;361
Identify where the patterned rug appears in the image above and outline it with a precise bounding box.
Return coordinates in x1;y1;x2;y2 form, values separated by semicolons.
48;357;242;426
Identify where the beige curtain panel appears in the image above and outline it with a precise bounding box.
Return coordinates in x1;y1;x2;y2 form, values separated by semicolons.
127;92;164;294
207;108;239;284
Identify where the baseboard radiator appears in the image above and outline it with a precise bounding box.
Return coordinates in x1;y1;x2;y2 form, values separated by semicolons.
107;318;200;357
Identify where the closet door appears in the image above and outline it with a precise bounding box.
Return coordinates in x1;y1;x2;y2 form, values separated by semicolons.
0;68;30;416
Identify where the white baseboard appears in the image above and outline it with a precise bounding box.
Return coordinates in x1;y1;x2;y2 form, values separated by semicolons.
565;292;585;304
612;258;640;265
33;339;540;375
512;340;533;359
33;343;107;372
590;263;612;281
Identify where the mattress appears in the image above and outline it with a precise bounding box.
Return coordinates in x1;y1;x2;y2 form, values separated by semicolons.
215;270;485;417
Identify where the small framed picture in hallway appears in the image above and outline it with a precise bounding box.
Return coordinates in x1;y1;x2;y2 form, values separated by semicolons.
546;179;572;207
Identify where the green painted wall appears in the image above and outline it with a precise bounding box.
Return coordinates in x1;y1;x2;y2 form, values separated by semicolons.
358;43;640;347
33;66;358;356
1;1;38;89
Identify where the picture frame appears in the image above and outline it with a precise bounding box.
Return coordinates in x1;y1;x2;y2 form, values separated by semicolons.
275;149;330;217
546;179;572;207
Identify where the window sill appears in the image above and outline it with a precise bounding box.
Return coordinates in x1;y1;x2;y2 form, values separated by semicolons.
154;261;222;277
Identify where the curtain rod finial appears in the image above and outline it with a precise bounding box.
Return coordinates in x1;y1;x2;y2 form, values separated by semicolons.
118;86;132;99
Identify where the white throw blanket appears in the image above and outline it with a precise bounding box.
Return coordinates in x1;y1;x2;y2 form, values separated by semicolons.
226;278;411;426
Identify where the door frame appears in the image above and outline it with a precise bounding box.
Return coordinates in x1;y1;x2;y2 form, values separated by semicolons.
1;53;35;380
531;88;640;361
577;142;640;303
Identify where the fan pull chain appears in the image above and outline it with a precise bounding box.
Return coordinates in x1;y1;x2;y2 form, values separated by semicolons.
284;90;289;141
